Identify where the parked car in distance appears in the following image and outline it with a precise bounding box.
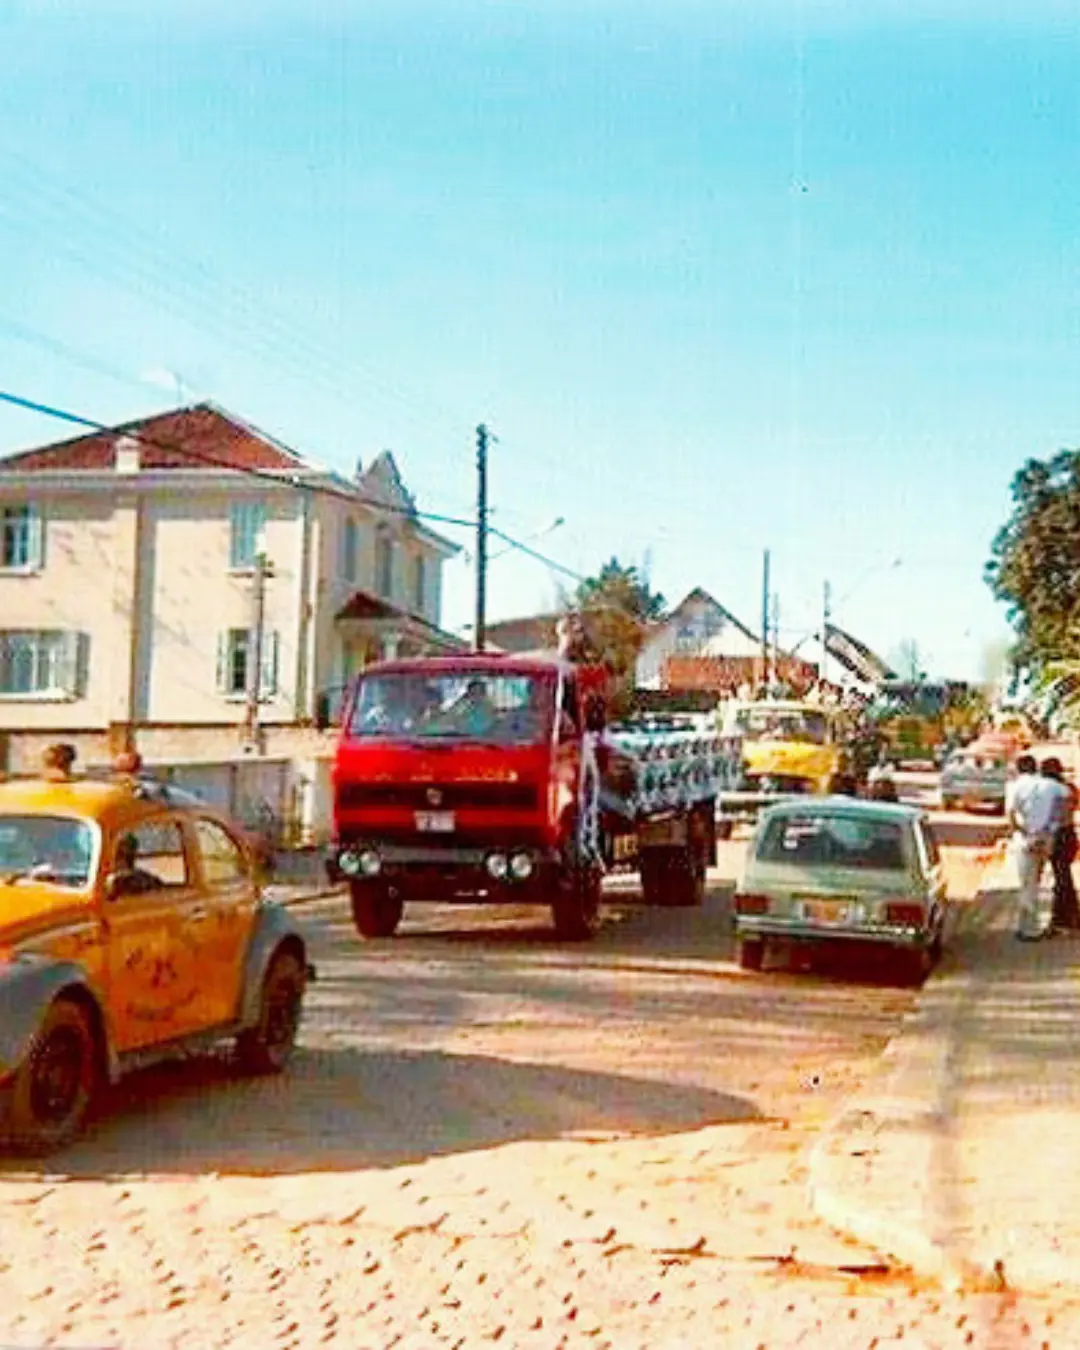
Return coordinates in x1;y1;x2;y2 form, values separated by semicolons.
733;797;949;983
0;761;313;1153
939;738;1011;814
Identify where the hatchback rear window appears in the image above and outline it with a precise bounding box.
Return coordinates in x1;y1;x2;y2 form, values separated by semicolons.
757;813;907;871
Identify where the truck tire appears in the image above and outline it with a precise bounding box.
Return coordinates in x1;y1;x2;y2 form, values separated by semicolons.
640;848;703;908
552;863;602;941
350;880;404;939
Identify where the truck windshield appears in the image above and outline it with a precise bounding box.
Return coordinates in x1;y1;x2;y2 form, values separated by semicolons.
347;672;553;745
731;709;829;744
0;814;96;887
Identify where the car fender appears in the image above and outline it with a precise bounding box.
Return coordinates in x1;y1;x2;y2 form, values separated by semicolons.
0;956;115;1081
237;902;310;1030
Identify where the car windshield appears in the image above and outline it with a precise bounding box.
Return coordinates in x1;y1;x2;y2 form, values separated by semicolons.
0;814;96;887
732;708;829;744
757;813;908;871
347;672;553;745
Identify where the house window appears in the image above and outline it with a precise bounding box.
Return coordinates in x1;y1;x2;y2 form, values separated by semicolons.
216;628;279;699
413;554;426;614
0;630;82;697
229;503;266;570
375;530;394;599
1;505;43;571
342;518;359;583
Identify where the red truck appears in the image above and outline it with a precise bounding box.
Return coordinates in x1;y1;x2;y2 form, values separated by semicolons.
329;654;737;941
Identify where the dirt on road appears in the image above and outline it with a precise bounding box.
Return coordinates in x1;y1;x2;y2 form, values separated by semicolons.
2;814;1068;1348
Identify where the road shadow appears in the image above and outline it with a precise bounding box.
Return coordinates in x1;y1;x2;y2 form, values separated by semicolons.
0;1049;761;1182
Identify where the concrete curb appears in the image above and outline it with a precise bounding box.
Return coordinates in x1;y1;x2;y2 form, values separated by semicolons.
806;854;1016;1293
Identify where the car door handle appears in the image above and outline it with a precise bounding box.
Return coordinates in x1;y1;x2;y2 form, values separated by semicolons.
189;906;210;922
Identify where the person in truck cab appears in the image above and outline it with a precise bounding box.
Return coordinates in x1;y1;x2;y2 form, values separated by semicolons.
444;678;498;736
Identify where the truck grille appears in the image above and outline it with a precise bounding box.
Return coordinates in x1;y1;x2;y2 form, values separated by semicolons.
338;781;540;811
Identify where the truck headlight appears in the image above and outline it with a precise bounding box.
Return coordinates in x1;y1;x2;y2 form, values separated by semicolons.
486;853;508;879
358;849;383;877
509;851;535;881
338;849;362;877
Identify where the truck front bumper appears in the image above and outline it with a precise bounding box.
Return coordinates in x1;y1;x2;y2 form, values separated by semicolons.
330;840;562;902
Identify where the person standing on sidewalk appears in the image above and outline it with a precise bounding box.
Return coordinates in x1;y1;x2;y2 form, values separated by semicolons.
1040;757;1080;933
1006;753;1062;940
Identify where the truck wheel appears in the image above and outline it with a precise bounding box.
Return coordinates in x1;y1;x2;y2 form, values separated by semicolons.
236;948;306;1075
7;998;98;1155
552;864;602;941
350;881;404;938
737;937;765;972
640;849;703;907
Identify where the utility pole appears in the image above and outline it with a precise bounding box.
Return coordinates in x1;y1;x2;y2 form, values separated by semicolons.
475;423;489;652
770;591;780;685
821;579;832;690
244;550;271;747
760;549;771;691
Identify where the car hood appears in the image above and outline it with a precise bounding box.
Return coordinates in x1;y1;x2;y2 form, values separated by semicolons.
743;742;837;778
0;883;93;943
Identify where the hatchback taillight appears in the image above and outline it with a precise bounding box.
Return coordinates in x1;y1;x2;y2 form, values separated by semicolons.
885;901;925;926
734;892;770;915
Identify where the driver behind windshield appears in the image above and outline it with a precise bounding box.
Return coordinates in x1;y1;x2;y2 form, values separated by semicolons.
442;678;498;736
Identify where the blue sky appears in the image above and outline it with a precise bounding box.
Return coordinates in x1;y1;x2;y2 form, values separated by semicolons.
2;1;1079;680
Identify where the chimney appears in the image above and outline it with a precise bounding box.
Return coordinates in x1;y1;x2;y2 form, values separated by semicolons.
115;435;141;474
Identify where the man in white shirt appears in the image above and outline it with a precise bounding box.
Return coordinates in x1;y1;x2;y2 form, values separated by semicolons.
1007;754;1068;939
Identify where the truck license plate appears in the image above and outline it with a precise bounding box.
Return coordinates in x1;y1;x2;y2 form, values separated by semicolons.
415;810;455;832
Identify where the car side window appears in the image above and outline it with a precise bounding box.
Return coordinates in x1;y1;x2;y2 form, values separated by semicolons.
195;818;249;886
918;820;941;870
112;818;188;895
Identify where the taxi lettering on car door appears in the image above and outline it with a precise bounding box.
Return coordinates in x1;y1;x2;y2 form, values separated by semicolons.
104;815;216;1049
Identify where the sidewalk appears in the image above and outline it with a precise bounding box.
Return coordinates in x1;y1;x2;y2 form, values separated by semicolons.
810;849;1080;1295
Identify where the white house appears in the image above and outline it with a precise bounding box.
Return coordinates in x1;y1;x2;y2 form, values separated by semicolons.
0;402;462;772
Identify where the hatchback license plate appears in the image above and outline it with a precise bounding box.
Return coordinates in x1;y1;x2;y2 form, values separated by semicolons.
801;899;852;924
415;810;455;832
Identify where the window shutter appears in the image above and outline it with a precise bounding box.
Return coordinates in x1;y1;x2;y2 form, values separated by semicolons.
76;632;91;698
260;631;279;700
27;508;44;569
215;632;229;694
58;631;82;697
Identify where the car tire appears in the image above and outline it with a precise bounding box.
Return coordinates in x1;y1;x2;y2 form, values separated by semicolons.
896;946;931;988
737;937;765;972
236;948;306;1075
552;862;603;941
6;998;98;1155
350;880;404;939
715;819;734;842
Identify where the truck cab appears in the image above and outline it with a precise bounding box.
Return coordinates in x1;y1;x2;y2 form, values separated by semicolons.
330;655;608;940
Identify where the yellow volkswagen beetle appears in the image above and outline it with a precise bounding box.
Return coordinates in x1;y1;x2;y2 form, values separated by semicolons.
0;756;312;1153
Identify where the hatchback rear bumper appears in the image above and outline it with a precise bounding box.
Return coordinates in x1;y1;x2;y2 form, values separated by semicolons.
734;916;932;949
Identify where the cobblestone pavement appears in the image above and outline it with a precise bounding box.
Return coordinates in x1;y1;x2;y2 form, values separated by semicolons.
1;822;1063;1349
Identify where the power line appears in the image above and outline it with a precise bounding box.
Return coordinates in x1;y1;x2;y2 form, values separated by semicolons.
0;388;475;529
0;388;596;589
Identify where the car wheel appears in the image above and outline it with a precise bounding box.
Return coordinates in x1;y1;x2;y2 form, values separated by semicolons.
7;998;98;1155
737;937;765;971
896;946;931;987
715;819;734;842
236;948;307;1075
350;880;404;938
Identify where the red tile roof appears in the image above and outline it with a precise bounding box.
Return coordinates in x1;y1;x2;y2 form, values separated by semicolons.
0;403;308;474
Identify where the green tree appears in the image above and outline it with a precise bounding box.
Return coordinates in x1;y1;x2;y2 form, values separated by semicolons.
562;559;666;712
986;449;1080;672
